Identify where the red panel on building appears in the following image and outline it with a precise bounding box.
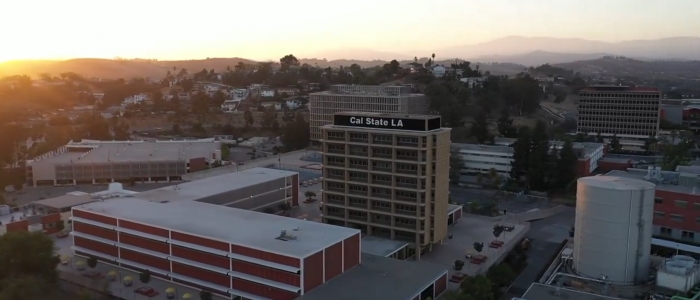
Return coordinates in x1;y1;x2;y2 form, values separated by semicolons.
324;242;342;282
455;209;462;222
576;159;591;177
232;278;299;300
171;231;229;252
231;260;300;286
230;245;300;268
653;190;700;232
343;234;360;271
118;219;169;238
303;251;323;292
41;213;61;234
434;273;448;298
172;245;229;269
74;236;119;257
5;220;28;232
171;262;230;288
74;222;117;241
291;174;299;207
188;158;207;172
119;233;169;254
119;249;170;271
73;209;117;226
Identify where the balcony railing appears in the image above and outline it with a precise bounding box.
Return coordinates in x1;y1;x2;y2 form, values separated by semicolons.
349;189;368;196
327;187;345;193
396;155;418;161
327;148;345;154
395;195;417;202
349;138;368;143
326;161;345;167
348;164;368;170
325;212;345;219
370;206;391;212
396;182;418;189
372;152;392;159
395;222;417;229
372;167;392;173
371;218;391;225
396;169;417;175
371;179;392;186
326;174;345;180
348;202;367;209
372;192;392;199
397;141;418;147
395;210;416;216
349;214;368;221
326;199;345;206
372;139;393;145
349;177;368;183
349;151;368;156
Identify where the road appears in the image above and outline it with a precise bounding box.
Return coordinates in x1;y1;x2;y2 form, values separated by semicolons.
501;207;575;299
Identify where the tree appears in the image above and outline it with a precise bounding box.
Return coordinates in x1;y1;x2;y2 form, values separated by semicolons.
86;256;98;269
471;113;491;144
305;191;316;199
180;79;194;92
473;242;484;254
450;152;464;184
486;264;516;291
243;109;254;128
460;275;494;300
280;113;310;151
556;139;578;189
527;121;550;190
199;290;213;300
278;202;291;214
496;109;517;138
0;232;60;299
643;136;658;153
609;134;622;153
509;127;531;184
493;226;503;241
280;54;300;72
261;106;277;128
221;144;230;161
172;123;181;134
234;62;246;72
139;270;151;286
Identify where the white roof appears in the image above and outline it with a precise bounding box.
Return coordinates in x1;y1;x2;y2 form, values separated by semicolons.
76;197;359;258
578;176;656;190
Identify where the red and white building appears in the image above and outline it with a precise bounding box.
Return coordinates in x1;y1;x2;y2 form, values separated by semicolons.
71;197;361;300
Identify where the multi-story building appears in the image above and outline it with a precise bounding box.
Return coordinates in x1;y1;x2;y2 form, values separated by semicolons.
606;167;700;246
452;141;605;178
452;144;513;177
71;197;361;300
26;139;222;186
320;112;451;259
577;85;661;142
309;85;429;141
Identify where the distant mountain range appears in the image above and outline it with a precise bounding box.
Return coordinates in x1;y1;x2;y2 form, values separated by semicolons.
438;36;700;65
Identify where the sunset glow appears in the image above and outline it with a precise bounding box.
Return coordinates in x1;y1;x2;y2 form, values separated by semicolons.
1;0;699;62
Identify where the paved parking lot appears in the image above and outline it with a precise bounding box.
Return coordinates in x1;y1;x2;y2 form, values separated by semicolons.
450;187;556;214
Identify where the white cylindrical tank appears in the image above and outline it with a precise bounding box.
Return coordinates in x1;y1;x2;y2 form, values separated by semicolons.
574;176;655;284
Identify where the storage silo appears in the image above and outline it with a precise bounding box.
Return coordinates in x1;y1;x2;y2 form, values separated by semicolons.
574;176;655;284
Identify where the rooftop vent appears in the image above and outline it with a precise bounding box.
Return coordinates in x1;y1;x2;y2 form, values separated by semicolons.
277;230;297;241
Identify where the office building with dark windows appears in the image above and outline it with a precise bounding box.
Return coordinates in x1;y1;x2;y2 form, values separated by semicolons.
320;112;451;260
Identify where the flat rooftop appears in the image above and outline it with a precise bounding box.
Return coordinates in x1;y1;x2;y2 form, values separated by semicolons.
521;283;625;300
361;236;409;257
31;140;220;165
605;170;693;194
75;197;359;258
34;193;95;209
453;143;513;154
135;167;296;203
298;253;447;300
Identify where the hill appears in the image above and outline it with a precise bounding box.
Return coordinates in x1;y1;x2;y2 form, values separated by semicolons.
0;57;256;79
473;50;612;67
439;36;700;62
554;56;700;78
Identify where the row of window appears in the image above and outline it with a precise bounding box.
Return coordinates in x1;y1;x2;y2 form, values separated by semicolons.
659;226;695;240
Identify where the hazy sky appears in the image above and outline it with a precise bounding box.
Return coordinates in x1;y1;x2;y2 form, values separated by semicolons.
1;0;698;62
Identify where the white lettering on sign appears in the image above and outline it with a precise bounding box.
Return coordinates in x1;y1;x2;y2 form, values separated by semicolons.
346;116;405;128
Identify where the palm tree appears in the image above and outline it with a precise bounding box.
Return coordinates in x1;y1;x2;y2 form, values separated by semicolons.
432;53;436;63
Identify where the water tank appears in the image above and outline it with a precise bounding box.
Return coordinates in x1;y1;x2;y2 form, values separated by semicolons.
574;176;655;284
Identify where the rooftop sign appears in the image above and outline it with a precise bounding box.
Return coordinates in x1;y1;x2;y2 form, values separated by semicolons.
333;115;441;132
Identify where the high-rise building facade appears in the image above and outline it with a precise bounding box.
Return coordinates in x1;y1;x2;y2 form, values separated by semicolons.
577;85;661;140
309;85;429;141
320;112;451;259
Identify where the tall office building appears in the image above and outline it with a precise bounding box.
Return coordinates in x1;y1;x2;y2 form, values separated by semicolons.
320;112;451;259
577;85;661;140
309;85;429;141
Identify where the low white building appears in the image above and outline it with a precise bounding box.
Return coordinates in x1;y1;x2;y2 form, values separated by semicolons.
231;89;248;99
260;89;275;98
122;94;148;106
432;66;446;78
453;144;513;176
221;99;242;113
460;76;488;88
